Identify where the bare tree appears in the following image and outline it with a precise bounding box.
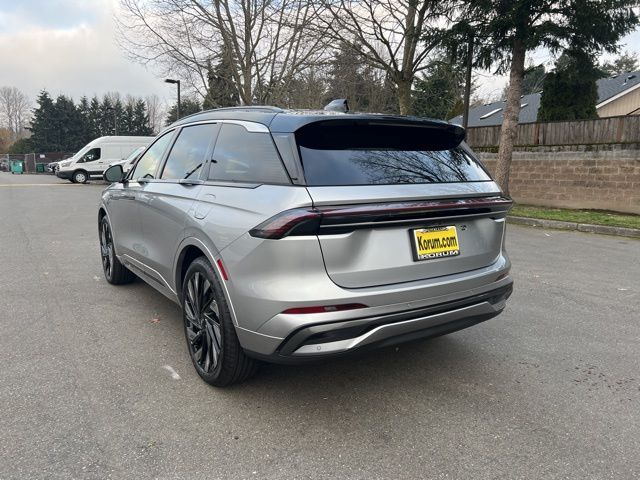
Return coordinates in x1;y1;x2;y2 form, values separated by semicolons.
315;0;456;115
117;0;330;105
0;87;31;141
145;94;166;133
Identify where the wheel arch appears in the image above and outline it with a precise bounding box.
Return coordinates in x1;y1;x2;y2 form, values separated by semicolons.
98;205;120;257
173;237;238;325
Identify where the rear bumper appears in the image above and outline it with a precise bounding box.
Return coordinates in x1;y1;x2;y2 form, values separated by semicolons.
242;281;512;364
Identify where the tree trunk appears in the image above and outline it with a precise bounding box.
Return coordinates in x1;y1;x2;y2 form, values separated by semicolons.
495;37;526;194
462;34;474;130
397;78;413;115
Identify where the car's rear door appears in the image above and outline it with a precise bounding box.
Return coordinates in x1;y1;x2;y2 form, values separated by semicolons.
194;121;310;253
295;120;510;288
136;122;220;291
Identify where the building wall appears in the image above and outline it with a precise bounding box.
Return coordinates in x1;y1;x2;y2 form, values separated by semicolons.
597;86;640;117
478;145;640;214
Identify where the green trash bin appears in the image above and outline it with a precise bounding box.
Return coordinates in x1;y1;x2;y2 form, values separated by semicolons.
10;160;23;174
36;163;45;173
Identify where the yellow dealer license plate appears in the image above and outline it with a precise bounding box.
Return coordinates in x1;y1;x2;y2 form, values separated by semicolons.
411;226;460;261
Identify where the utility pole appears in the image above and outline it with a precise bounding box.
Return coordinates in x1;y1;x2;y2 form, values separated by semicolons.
165;79;181;120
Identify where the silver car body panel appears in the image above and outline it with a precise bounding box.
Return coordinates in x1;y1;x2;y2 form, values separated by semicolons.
100;111;513;362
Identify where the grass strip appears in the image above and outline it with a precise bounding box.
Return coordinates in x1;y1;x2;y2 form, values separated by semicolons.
510;205;640;230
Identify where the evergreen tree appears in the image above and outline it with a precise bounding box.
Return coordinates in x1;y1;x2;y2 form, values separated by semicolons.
77;96;90;143
165;98;202;125
88;96;102;139
412;58;466;120
324;42;385;112
132;99;153;135
100;96;115;135
53;95;84;151
440;0;638;192
123;102;135;135
28;91;58;152
7;137;32;154
538;51;600;122
113;98;125;135
203;46;239;109
521;65;546;95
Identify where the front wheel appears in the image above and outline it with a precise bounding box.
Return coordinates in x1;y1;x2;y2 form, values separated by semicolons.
99;216;136;285
182;257;257;386
72;170;88;183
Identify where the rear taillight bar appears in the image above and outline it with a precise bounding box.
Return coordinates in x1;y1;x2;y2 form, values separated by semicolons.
249;196;512;239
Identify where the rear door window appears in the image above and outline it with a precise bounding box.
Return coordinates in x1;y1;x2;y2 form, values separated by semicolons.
161;124;218;180
209;123;289;184
296;122;491;186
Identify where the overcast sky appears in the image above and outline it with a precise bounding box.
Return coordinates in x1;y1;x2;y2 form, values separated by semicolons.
1;0;639;108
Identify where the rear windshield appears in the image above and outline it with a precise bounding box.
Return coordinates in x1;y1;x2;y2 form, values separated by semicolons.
296;122;491;186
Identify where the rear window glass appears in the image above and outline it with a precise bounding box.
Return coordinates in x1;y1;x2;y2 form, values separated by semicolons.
209;124;289;184
296;122;490;186
162;124;217;180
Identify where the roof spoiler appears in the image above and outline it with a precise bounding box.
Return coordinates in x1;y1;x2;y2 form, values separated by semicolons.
296;118;466;151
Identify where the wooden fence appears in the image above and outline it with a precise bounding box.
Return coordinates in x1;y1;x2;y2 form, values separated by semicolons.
465;115;640;148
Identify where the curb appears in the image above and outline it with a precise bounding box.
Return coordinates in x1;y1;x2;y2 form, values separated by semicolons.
508;216;640;239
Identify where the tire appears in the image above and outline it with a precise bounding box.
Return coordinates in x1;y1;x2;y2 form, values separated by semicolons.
72;170;88;184
99;216;136;285
182;257;257;387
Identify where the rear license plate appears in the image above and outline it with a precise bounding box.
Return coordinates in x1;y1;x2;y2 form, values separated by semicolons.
411;226;460;261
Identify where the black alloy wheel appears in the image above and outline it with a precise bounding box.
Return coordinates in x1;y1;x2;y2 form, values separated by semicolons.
182;257;257;386
100;219;115;281
99;216;136;285
184;271;223;374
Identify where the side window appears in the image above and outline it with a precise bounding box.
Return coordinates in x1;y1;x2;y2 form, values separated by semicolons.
161;124;218;180
130;132;173;181
209;124;289;184
82;148;101;163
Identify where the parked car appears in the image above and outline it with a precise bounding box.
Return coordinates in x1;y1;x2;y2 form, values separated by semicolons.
0;160;8;172
57;136;153;183
104;145;145;179
99;106;513;386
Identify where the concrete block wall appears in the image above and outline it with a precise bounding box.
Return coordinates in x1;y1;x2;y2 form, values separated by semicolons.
478;145;640;215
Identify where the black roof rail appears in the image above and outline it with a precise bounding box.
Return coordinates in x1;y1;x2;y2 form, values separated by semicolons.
168;105;285;125
203;106;284;113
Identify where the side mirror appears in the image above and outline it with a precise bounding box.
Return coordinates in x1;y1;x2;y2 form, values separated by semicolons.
104;164;125;183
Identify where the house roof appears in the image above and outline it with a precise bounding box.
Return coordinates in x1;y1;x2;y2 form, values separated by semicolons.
450;70;640;127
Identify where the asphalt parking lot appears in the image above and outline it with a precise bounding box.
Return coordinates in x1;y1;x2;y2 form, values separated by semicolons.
1;173;639;480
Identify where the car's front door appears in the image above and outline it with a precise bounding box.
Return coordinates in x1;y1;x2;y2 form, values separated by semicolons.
78;147;102;177
136;122;220;293
111;130;175;267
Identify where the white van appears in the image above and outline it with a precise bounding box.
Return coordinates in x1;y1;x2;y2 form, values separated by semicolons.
56;136;153;183
105;145;146;174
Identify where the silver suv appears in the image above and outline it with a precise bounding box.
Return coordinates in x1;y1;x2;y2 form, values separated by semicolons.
99;106;513;386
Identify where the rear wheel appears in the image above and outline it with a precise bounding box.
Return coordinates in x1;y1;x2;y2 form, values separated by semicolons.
72;170;88;184
99;216;136;284
182;257;257;386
